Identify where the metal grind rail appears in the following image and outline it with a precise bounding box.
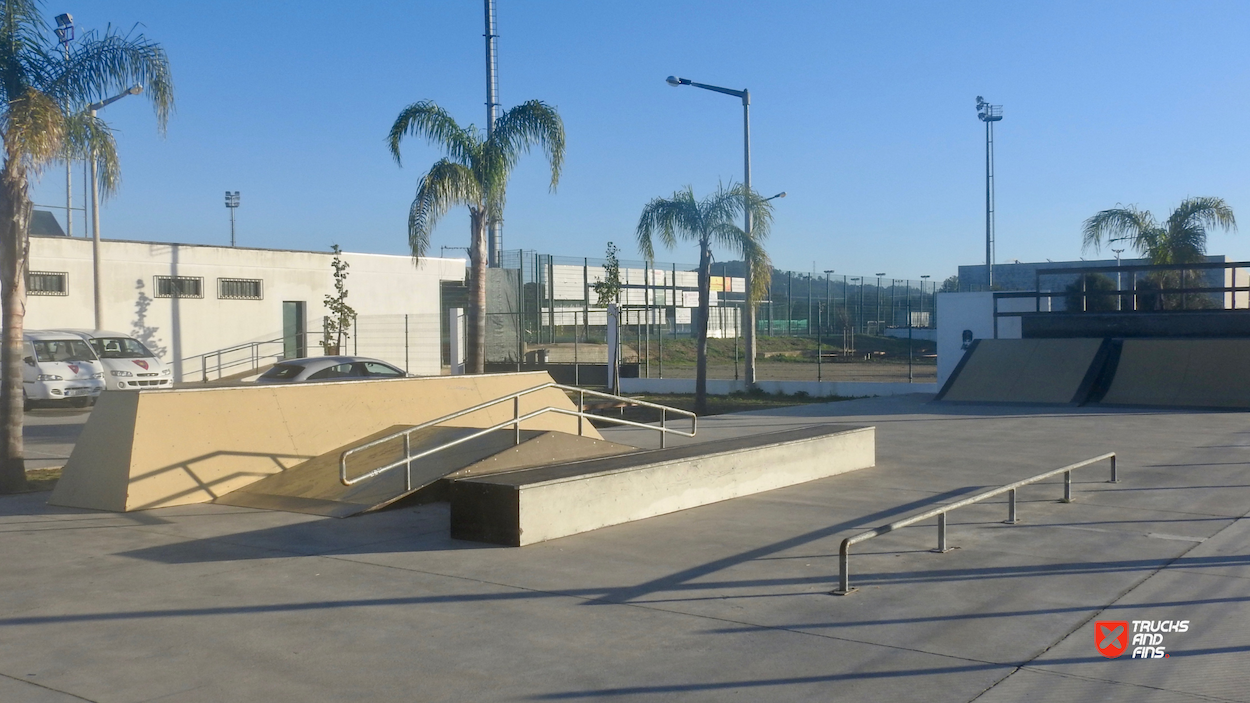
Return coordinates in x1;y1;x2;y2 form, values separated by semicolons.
833;452;1118;595
339;383;697;487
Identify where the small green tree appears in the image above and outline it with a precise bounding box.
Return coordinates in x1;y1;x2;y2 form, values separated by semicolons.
938;275;960;293
1063;273;1117;312
591;241;622;306
321;245;356;354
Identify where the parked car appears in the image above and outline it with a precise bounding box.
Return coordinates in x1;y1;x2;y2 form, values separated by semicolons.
55;330;172;391
254;356;410;384
22;330;106;407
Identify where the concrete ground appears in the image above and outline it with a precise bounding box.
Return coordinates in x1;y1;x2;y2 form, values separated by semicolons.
3;395;1248;702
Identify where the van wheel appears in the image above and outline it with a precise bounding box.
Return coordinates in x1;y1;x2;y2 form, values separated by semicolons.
22;392;30;411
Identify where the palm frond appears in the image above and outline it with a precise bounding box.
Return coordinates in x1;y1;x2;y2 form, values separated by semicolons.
0;0;54;104
1081;205;1156;254
55;25;174;134
1168;196;1237;238
408;159;480;261
387;101;476;167
635;186;697;261
61;109;120;198
487;100;565;192
1;87;63;170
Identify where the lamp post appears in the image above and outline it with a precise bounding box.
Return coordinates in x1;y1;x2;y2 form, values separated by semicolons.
850;277;862;336
976;96;1003;289
225;191;240;246
88;84;143;330
920;274;931;326
55;13;74;237
1112;248;1125;311
874;273;886;335
667;74;764;384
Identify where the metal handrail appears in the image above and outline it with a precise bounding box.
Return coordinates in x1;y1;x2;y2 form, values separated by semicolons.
832;452;1117;595
338;382;697;488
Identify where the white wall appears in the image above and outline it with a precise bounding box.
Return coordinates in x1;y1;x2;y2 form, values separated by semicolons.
26;236;464;380
935;292;996;387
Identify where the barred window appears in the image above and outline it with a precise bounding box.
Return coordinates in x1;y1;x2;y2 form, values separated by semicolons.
218;278;263;300
154;275;203;299
27;271;67;296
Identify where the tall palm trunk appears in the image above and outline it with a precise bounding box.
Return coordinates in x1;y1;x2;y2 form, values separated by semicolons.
467;209;488;373
0;166;30;492
694;239;712;415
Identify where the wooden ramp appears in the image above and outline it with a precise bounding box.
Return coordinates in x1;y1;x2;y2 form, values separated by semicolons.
1095;338;1250;409
936;338;1108;404
214;427;637;518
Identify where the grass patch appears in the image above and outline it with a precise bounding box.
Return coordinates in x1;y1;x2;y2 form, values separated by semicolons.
1;466;62;494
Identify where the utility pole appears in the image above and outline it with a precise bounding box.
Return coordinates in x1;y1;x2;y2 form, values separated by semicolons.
485;0;501;267
976;96;1002;289
55;14;74;236
225;191;240;246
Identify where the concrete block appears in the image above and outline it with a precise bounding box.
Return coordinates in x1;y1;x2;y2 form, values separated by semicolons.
450;424;875;546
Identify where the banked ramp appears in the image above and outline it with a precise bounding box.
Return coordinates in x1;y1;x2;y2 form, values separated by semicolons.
937;338;1109;404
1095;338;1250;409
215;427;638;518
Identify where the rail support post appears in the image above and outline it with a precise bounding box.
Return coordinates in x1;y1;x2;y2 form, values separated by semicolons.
832;540;855;595
934;512;951;553
1063;470;1073;503
660;409;666;449
403;433;412;492
514;396;521;446
1005;488;1018;524
1109;454;1119;483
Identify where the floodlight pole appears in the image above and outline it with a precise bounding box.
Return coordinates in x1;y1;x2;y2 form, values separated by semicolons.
976;96;1003;289
666;75;762;383
55;14;74;237
87;84;143;330
485;0;501;267
225;191;240;246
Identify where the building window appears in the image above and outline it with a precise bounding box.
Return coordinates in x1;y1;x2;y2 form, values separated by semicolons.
27;271;68;296
154;275;204;299
218;278;263;300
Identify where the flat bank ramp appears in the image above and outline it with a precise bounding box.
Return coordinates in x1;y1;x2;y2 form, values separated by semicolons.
215;427;637;518
1097;338;1250;409
937;338;1106;404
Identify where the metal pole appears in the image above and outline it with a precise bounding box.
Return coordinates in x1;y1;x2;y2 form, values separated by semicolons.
1006;488;1017;524
986;119;994;289
936;512;948;552
90;107;102;330
743;90;756;385
578;389;584;437
908;283;914;383
513;396;521;445
1110;454;1119;483
660;409;666;449
403;433;412;491
484;0;501;266
1063;470;1073;503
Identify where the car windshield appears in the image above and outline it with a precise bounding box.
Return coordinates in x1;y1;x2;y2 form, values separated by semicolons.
33;340;97;363
259;364;304;380
90;337;153;359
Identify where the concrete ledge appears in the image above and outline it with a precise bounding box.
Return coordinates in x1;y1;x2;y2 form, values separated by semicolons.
619;378;935;397
450;424;875;546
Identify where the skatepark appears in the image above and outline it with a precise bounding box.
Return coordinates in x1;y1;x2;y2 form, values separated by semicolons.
3;358;1249;701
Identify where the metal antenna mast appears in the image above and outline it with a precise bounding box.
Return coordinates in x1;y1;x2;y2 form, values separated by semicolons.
484;0;501;267
976;96;1002;289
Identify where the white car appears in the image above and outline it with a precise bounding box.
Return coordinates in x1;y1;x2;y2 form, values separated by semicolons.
22;330;106;407
55;330;173;391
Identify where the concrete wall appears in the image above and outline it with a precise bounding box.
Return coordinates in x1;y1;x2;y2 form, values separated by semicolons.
619;377;936;397
26;236;465;380
936;292;995;387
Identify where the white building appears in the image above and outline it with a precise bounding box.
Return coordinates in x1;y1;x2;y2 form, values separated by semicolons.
25;235;465;382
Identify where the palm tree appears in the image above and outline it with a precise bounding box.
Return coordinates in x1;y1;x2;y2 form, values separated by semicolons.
0;2;173;493
636;183;772;415
1082;197;1236;311
1082;197;1236;265
387;100;564;373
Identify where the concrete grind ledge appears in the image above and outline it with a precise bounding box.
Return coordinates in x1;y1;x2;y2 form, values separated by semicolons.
450;424;875;546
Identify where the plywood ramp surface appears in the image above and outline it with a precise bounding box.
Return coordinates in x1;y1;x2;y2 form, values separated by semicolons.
939;338;1105;404
1099;339;1250;409
51;371;598;512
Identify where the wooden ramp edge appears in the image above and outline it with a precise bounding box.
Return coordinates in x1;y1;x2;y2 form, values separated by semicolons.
50;372;598;512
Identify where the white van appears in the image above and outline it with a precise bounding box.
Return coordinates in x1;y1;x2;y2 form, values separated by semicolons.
22;330;106;407
56;330;172;391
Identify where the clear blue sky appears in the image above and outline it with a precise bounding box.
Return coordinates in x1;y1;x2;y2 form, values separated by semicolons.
30;0;1250;280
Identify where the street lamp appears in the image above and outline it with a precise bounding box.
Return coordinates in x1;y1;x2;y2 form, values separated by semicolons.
976;96;1003;289
920;274;931;324
88;84;143;330
875;273;886;335
1112;248;1125;311
55;13;74;238
850;277;862;335
225;191;241;246
667;74;763;384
